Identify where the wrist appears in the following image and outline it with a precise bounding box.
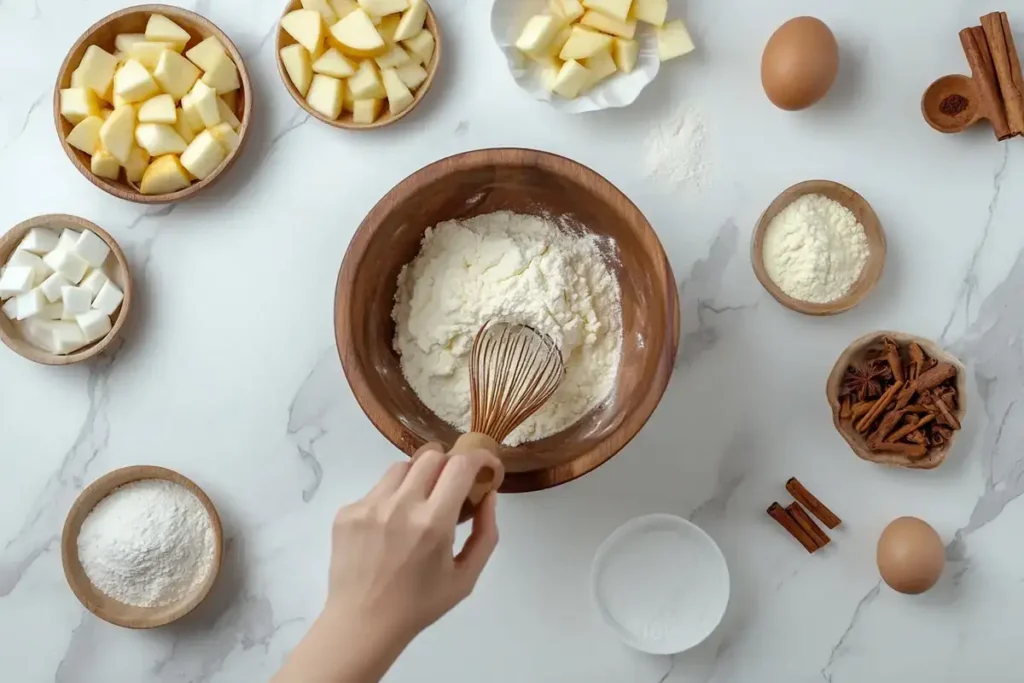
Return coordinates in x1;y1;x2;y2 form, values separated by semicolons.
314;604;415;683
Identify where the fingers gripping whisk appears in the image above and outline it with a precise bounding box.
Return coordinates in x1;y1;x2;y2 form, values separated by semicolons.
468;321;566;443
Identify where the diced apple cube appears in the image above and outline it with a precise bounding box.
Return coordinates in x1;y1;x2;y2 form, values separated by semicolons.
552;59;591;98
217;98;241;130
99;105;136;164
541;63;560;92
377;14;402;44
330;9;386;57
348;60;385;99
630;0;667;26
657;19;695;61
358;0;408;16
208;122;240;153
91;148;121;179
352;98;381;123
612;37;638;73
581;49;616;90
114;60;160;102
581;0;631;22
201;51;240;94
394;62;427;90
60;88;101;124
280;44;314;97
559;26;612;60
516;15;561;55
114;33;147;53
179;93;205;132
282;9;325;56
127;41;176;69
138;93;177;124
180;129;226;180
77;45;120;98
381;67;413;115
189;80;221;127
393;0;427;41
313;47;357;77
185;35;227;72
154;49;202;100
145;14;191;51
375;43;411;69
330;0;359;18
124;146;151;183
579;10;636;38
140;154;190;194
135;123;188;156
66;116;104;154
306;74;343;119
302;0;338;23
402;29;434;64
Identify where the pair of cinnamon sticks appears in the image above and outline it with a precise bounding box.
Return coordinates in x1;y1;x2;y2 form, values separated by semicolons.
767;478;841;553
960;12;1024;139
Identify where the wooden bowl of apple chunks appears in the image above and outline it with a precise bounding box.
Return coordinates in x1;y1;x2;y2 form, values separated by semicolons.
277;0;439;129
0;215;131;366
516;0;694;100
54;5;251;203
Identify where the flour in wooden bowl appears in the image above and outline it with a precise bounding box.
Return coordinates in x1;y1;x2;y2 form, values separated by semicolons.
392;211;623;445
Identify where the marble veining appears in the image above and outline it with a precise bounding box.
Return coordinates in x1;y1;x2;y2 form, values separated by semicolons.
5;0;1024;681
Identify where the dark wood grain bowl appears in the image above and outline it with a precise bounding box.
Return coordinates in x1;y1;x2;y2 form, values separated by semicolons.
62;465;223;629
826;331;967;470
0;215;132;366
54;5;252;204
752;180;886;316
276;0;440;130
335;148;680;493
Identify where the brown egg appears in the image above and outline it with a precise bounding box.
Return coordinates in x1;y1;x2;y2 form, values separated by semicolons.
877;517;945;594
761;16;839;110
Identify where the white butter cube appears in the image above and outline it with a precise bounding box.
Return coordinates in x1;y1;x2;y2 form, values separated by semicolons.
39;272;71;303
18;227;59;254
77;310;112;343
81;269;109;297
62;285;93;316
13;288;46;320
58;229;82;253
0;266;35;300
43;249;89;284
19;318;59;353
92;281;124;316
51;321;87;355
74;230;111;268
1;297;17;320
6;251;52;284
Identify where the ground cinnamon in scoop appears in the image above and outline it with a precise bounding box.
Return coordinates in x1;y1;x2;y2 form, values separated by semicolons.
939;94;969;116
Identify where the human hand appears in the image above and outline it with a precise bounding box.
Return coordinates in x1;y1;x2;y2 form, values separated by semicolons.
271;443;500;683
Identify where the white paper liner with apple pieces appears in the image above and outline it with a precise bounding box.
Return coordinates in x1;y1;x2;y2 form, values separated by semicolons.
491;0;660;114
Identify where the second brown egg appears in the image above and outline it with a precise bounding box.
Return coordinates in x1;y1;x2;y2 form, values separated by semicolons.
761;16;839;111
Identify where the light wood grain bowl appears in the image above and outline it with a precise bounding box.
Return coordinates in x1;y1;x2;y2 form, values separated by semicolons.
0;215;131;366
54;4;252;204
751;180;886;316
62;465;223;629
826;331;967;470
335;148;680;493
922;74;983;134
276;0;440;129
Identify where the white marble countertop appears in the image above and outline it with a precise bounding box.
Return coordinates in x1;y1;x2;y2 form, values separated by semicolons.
3;0;1024;681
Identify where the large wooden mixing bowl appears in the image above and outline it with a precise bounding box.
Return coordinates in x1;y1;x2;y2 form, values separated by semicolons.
335;149;679;493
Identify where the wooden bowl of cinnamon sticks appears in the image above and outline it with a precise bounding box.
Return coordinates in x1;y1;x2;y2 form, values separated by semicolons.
826;332;966;470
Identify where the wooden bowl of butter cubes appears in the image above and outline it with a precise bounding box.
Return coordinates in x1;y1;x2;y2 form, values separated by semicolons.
513;0;694;101
0;215;131;366
55;5;251;203
277;0;439;129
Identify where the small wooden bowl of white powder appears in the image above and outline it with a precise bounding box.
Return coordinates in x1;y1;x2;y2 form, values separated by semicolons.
61;466;223;628
751;180;886;315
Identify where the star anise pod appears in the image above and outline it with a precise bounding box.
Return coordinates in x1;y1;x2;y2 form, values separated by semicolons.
841;361;891;401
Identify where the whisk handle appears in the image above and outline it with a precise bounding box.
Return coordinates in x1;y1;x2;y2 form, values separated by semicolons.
449;433;504;523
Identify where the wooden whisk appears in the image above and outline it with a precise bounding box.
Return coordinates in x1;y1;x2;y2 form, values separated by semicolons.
449;320;565;520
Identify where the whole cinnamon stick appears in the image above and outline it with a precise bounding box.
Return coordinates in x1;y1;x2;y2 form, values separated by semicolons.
787;503;830;549
875;441;928;458
933;396;962;430
982;12;1024;136
786;478;842;529
961;26;1012;139
767;503;817;553
887;414;935;443
857;380;904;432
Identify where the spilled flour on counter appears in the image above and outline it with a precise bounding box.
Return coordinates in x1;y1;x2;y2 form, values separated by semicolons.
392;211;623;445
644;105;709;191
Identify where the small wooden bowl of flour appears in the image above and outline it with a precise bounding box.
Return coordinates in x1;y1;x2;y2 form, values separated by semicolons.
751;180;886;316
61;466;223;629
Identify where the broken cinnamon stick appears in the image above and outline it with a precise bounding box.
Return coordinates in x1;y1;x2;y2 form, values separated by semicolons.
786;478;842;529
857;380;904;432
767;502;818;553
787;503;830;549
982;12;1024;136
871;409;906;443
933;396;962;430
961;26;1012;139
908;343;925;381
850;401;873;419
874;441;928;458
839;396;852;419
887;414;935;443
883;337;904;383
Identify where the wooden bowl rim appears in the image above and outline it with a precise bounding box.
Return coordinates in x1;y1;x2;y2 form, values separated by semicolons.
334;147;680;492
921;73;983;134
61;465;224;629
825;331;968;469
275;0;441;130
53;4;253;205
751;179;886;316
0;214;132;366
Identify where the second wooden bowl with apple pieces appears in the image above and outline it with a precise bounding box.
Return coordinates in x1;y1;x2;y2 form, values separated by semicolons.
55;4;252;204
276;0;440;130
